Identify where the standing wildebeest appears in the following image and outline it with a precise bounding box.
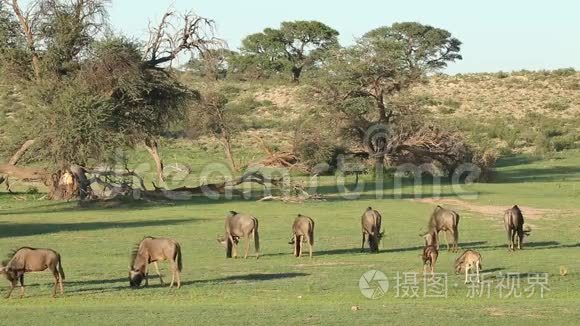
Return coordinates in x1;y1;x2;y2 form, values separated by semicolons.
289;214;315;258
426;205;460;252
129;237;182;288
454;250;482;283
218;211;260;259
360;207;384;253
0;247;65;298
504;205;531;251
421;231;439;275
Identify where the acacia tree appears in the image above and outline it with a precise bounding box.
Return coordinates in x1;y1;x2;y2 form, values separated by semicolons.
311;22;467;173
239;20;339;82
0;1;220;199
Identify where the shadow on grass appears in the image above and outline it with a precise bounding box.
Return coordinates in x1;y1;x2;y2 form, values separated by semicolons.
0;218;203;238
61;272;310;295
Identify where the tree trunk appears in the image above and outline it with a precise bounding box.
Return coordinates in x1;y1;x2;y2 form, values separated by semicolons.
220;134;238;172
291;66;303;83
47;165;90;200
144;138;165;186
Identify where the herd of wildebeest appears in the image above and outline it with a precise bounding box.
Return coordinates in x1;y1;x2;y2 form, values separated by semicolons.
0;204;531;298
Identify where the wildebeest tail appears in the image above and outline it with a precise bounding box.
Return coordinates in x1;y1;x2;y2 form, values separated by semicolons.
254;218;260;254
175;243;183;272
57;254;65;280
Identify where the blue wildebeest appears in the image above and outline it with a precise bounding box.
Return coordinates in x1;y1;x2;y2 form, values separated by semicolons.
218;211;260;259
425;205;460;252
361;207;384;253
129;237;182;288
504;205;531;251
289;214;315;258
454;249;482;283
0;247;65;298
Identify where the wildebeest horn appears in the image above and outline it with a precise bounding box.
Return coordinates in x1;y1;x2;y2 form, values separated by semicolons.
366;207;372;211
229;210;238;215
297;214;302;217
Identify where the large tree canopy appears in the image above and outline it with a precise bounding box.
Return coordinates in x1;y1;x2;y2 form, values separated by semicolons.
238;20;339;82
310;22;468;174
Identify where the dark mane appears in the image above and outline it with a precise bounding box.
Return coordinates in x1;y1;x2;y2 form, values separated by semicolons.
2;247;36;267
129;237;155;266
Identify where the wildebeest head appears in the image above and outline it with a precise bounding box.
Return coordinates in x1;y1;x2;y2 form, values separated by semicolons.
421;231;437;246
129;268;145;287
217;235;239;247
523;225;532;236
217;235;227;247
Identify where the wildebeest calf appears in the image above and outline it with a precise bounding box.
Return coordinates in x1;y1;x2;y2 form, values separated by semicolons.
0;247;65;298
421;231;439;275
289;214;315;258
361;207;384;253
504;205;531;251
426;205;460;252
454;250;482;283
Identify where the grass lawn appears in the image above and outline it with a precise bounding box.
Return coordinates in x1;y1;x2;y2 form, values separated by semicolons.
0;150;579;325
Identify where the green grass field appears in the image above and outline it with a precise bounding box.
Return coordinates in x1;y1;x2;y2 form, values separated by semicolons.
0;150;579;325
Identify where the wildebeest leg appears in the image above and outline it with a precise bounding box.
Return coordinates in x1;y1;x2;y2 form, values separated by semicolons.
464;264;469;284
144;264;149;287
511;231;517;251
361;233;366;252
169;262;175;288
452;227;459;252
19;274;24;299
59;274;64;295
298;235;304;257
176;264;181;289
506;228;513;250
153;262;165;285
431;257;436;275
475;261;480;283
517;228;524;250
244;235;250;259
293;235;298;257
5;279;16;299
443;231;451;251
228;234;238;258
306;234;313;258
52;270;59;297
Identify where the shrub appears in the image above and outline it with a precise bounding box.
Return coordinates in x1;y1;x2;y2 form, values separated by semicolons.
544;98;571;112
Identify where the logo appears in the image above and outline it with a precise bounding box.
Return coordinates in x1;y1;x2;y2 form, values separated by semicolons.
359;270;389;299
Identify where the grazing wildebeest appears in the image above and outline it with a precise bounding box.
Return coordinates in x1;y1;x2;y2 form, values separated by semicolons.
504;205;531;251
288;214;315;258
454;250;482;283
0;247;65;298
129;237;182;288
426;205;460;252
421;231;439;275
360;207;384;253
218;211;260;259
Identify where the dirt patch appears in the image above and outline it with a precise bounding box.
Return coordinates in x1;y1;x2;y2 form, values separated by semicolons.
412;198;559;220
485;307;545;318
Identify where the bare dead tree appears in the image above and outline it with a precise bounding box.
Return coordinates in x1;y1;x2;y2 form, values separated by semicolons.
143;10;224;68
140;9;224;184
3;0;41;78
